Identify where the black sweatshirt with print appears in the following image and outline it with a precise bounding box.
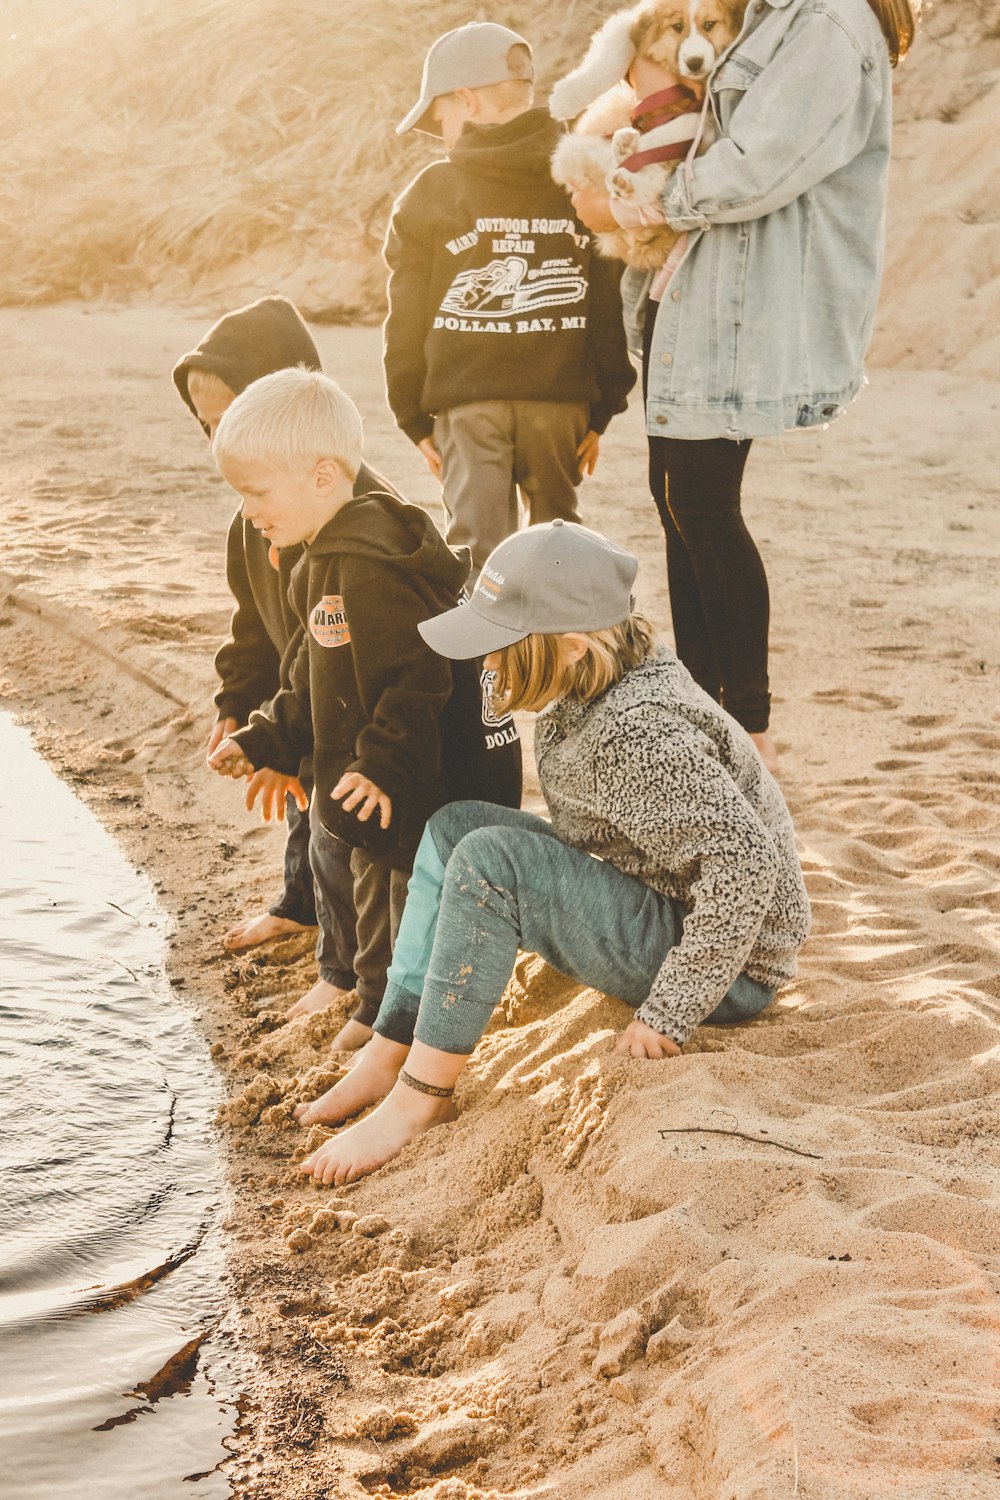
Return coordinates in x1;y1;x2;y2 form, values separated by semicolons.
172;294;397;725
230;493;522;866
384;107;636;446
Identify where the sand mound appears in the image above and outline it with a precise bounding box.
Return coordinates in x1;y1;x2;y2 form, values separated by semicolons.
6;0;1000;361
3;286;999;1496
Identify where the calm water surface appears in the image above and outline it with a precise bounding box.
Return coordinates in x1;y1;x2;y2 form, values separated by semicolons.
0;713;236;1498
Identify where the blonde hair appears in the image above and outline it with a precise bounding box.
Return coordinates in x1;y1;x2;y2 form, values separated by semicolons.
187;367;233;402
476;74;535;111
491;613;655;715
212;367;363;480
868;0;920;65
455;44;535;114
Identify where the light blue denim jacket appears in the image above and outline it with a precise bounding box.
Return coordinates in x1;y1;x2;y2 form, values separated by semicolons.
624;0;892;440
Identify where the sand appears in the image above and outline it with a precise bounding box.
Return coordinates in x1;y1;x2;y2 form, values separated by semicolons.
2;297;999;1499
3;10;1000;1492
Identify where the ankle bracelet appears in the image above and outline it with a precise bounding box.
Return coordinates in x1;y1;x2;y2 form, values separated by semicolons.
399;1068;454;1099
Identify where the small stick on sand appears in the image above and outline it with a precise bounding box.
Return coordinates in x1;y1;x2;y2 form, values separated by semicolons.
657;1127;821;1160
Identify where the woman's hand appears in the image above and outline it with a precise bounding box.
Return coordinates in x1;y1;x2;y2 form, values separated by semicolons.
628;55;698;101
570;185;619;235
614;1018;682;1059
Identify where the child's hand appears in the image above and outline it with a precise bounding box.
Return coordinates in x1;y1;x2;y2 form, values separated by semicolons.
577;429;600;478
418;437;443;482
206;716;238;761
331;773;392;830
208;736;255;780
244;767;309;823
614;1018;682;1059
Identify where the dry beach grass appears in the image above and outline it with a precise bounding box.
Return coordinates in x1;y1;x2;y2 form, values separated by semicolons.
2;1;1000;1496
3;0;999;357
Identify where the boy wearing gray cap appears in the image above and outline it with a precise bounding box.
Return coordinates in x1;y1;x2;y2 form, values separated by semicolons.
383;22;636;575
294;520;812;1187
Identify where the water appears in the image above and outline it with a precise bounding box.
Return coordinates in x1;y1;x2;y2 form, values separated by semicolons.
0;713;236;1498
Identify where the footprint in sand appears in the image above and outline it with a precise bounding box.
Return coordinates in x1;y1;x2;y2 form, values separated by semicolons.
812;688;902;711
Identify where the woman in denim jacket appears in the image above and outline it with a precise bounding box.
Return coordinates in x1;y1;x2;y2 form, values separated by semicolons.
573;0;920;771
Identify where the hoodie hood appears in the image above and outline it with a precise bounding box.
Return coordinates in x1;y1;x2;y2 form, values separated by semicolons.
308;492;471;594
449;106;561;184
172;296;321;434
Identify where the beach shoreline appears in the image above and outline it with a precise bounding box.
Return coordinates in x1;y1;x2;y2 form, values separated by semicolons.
3;306;1000;1498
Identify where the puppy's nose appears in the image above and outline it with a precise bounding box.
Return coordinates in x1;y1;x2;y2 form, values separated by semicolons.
684;54;707;73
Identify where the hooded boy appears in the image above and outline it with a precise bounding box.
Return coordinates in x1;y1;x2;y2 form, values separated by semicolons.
173;295;400;1024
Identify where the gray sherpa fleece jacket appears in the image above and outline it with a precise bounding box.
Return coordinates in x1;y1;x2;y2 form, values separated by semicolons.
535;647;811;1045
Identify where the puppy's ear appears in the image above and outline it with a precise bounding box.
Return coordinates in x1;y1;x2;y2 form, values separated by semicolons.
630;3;669;57
549;6;639;120
725;0;750;38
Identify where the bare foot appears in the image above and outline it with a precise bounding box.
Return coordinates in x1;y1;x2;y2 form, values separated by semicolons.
750;729;780;774
293;1034;407;1127
286;978;351;1020
299;1082;457;1186
223;911;314;953
328;1017;374;1052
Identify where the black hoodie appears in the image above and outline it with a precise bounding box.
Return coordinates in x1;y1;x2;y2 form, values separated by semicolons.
230;493;522;865
384;107;636;447
172;295;397;724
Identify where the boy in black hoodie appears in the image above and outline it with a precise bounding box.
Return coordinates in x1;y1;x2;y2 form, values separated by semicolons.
384;22;636;574
174;296;400;1031
208;369;522;1049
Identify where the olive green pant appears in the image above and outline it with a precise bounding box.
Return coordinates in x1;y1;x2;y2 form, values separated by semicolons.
434;399;588;572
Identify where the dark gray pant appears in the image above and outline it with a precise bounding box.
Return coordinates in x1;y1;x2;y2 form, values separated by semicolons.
267;796;317;926
268;758;317;926
310;819;358;993
434;400;588;570
349;853;409;1026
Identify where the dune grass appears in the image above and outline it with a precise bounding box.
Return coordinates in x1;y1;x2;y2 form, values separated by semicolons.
1;0;608;313
4;0;997;365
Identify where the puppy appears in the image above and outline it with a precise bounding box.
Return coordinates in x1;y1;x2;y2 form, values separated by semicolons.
551;0;746;268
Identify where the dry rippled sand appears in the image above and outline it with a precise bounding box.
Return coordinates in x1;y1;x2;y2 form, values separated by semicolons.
1;307;998;1497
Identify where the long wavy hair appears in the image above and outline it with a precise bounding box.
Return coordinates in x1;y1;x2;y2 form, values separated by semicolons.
489;613;656;715
868;0;921;65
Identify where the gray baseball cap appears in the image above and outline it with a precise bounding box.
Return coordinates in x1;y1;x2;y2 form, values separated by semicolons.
418;520;639;660
396;22;533;137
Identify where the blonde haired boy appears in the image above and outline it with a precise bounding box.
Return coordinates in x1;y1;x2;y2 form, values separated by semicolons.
175;298;400;1032
209;369;522;1049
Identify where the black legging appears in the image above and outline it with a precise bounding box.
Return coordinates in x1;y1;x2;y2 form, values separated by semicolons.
643;300;771;733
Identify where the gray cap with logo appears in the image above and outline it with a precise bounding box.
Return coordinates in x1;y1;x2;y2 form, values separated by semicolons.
418;520;639;660
396;21;533;137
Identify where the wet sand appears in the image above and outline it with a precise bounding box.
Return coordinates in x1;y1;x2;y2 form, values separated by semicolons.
2;305;999;1498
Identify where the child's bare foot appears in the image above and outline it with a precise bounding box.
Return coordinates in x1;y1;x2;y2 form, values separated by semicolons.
328;1017;374;1052
223;911;314;952
750;729;780;774
286;978;351;1020
293;1035;407;1127
299;1082;457;1186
